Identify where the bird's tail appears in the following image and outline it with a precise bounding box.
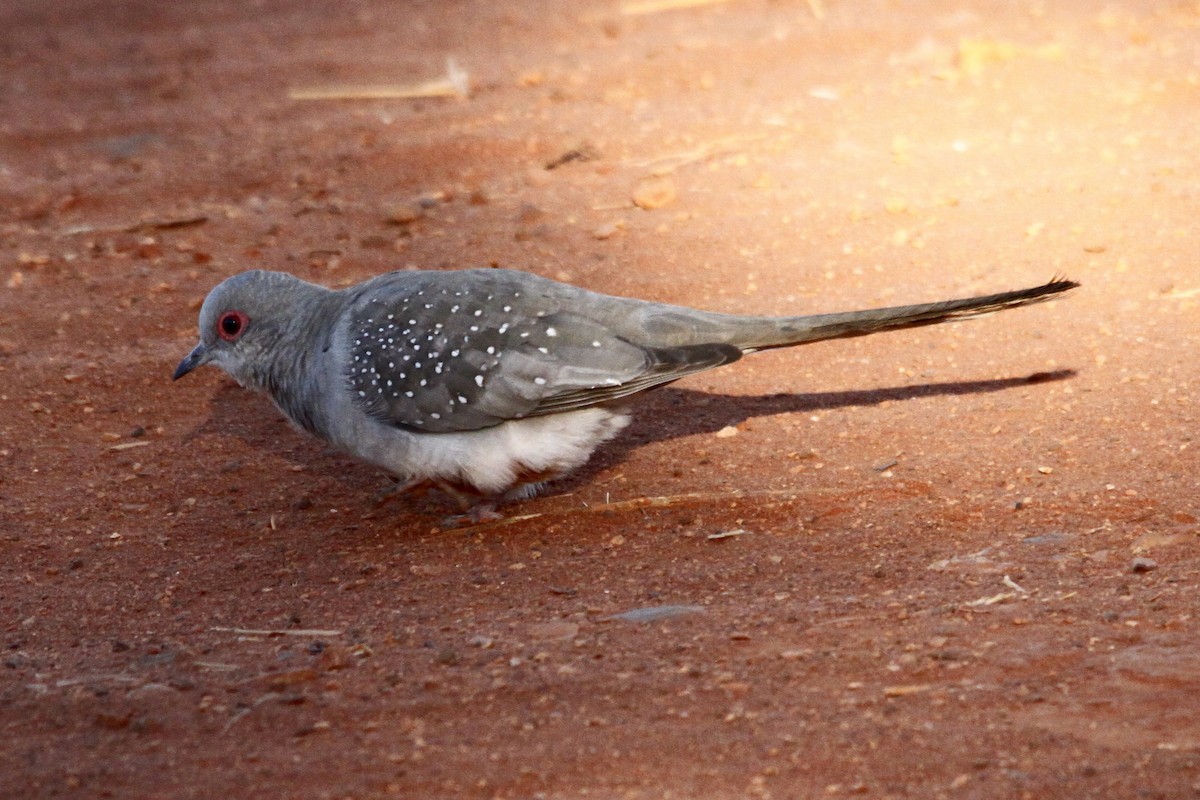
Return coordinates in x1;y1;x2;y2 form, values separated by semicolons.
732;277;1079;353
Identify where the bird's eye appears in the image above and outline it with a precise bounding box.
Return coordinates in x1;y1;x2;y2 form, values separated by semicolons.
217;311;249;341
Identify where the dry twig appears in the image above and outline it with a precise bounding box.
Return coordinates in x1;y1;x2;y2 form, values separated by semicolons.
621;0;731;15
462;488;801;531
289;58;469;100
210;627;344;637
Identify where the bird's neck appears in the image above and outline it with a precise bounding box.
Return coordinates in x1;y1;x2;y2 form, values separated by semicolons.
256;289;346;439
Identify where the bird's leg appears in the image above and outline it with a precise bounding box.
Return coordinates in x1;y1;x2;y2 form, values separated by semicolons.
373;475;501;526
433;480;505;528
371;476;431;507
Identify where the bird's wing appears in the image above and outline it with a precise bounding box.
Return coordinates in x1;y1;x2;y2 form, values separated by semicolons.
344;292;740;433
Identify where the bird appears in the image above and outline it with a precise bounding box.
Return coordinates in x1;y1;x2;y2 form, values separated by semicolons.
174;268;1077;518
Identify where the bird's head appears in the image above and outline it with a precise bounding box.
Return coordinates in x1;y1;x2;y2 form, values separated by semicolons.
173;270;312;390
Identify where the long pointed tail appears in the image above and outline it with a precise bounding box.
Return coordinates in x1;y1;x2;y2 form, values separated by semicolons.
739;277;1079;352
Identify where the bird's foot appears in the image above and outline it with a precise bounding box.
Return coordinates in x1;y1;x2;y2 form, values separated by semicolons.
438;503;504;530
430;480;504;528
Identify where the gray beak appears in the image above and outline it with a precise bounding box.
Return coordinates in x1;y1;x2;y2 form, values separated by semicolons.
173;342;211;381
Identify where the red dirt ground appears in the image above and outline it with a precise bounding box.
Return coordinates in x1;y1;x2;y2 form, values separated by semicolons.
3;1;1200;797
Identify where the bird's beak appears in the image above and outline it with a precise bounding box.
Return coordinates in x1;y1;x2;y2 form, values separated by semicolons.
173;342;211;381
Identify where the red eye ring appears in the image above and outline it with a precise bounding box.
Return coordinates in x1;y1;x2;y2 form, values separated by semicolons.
217;310;249;342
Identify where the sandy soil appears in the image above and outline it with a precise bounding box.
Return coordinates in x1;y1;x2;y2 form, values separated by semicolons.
3;0;1200;797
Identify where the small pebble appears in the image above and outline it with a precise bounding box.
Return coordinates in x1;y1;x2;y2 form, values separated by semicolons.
607;605;704;623
386;204;423;225
1021;533;1069;545
592;222;620;240
632;176;677;210
1130;557;1158;574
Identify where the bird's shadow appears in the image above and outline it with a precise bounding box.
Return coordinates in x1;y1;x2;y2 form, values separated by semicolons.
188;369;1075;500
558;369;1073;492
